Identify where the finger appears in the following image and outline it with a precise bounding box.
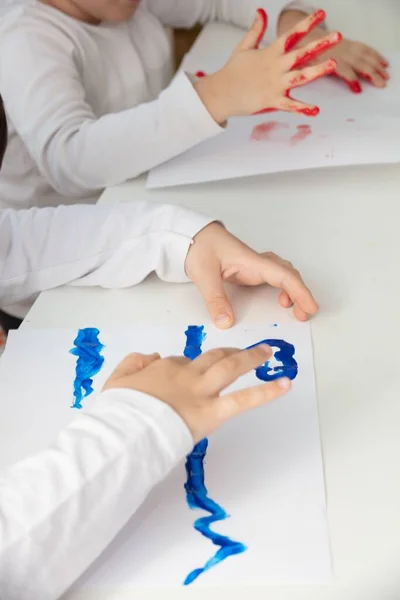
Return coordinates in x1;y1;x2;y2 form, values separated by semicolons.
214;378;292;425
285;58;337;89
263;262;318;316
190;347;240;374
361;46;389;70
103;352;160;388
331;70;362;93
194;264;234;329
281;9;326;53
278;289;293;308
280;270;319;316
279;289;310;321
203;344;273;394
293;303;310;321
287;31;342;70
278;96;320;117
236;8;268;53
356;65;386;88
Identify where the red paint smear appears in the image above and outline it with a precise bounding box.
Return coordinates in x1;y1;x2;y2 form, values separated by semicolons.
284;9;326;52
378;70;389;80
255;8;268;49
332;72;362;93
250;121;289;141
196;71;206;78
295;105;319;117
358;71;373;83
292;32;342;69
291;124;312;145
346;118;355;122
289;73;308;86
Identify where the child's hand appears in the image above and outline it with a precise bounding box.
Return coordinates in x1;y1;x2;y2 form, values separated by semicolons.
194;10;341;121
185;223;318;328
103;345;291;443
278;9;389;93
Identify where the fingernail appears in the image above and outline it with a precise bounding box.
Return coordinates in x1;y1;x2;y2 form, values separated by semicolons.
215;314;232;326
277;377;292;390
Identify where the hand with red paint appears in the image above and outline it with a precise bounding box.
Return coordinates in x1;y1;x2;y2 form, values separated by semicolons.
103;346;291;443
278;9;389;93
194;9;341;122
185;222;319;328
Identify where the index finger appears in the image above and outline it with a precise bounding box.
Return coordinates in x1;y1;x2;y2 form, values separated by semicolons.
280;9;326;53
202;345;273;395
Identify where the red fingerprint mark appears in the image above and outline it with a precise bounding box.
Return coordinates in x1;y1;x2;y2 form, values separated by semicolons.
290;124;312;145
250;121;289;141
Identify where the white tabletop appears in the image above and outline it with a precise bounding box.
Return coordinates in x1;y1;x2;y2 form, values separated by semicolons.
23;19;400;600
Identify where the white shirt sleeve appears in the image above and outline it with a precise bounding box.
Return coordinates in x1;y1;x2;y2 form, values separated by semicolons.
0;23;223;198
0;202;213;307
0;388;193;600
144;0;314;41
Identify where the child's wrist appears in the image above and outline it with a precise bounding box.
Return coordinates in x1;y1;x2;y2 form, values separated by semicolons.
194;73;231;124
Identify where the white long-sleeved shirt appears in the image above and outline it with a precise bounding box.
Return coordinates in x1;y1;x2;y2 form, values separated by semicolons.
0;200;213;308
0;0;311;209
0;200;212;599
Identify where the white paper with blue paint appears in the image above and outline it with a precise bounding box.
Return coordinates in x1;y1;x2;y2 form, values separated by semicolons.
0;323;331;585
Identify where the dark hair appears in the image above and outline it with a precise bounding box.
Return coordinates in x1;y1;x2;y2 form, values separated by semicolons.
0;94;7;170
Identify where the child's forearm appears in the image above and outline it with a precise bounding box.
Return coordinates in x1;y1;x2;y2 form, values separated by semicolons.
0;389;192;600
0;202;213;307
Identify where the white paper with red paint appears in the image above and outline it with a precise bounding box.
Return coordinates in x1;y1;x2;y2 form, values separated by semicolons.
147;52;400;189
0;322;331;586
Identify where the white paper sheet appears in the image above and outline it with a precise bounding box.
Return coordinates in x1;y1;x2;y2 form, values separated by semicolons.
147;52;400;189
0;323;331;586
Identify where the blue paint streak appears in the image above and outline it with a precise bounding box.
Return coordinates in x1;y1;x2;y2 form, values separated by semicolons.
247;338;298;382
70;328;105;409
183;326;246;586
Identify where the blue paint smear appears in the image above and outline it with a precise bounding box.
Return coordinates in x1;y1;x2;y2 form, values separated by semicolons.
183;326;246;586
70;328;105;409
247;339;298;382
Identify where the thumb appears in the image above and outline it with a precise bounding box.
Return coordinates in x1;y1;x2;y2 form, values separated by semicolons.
194;265;234;329
236;8;268;53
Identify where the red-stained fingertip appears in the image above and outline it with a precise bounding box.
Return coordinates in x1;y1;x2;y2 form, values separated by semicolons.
358;71;373;84
300;106;320;117
255;8;268;48
325;58;337;72
313;8;327;24
348;80;362;93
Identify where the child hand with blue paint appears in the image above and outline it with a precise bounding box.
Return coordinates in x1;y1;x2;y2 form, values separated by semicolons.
278;8;389;92
103;344;291;443
186;222;318;328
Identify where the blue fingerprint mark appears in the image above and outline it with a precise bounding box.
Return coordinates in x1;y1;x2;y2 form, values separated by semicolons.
183;326;246;586
247;339;298;382
69;328;105;409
